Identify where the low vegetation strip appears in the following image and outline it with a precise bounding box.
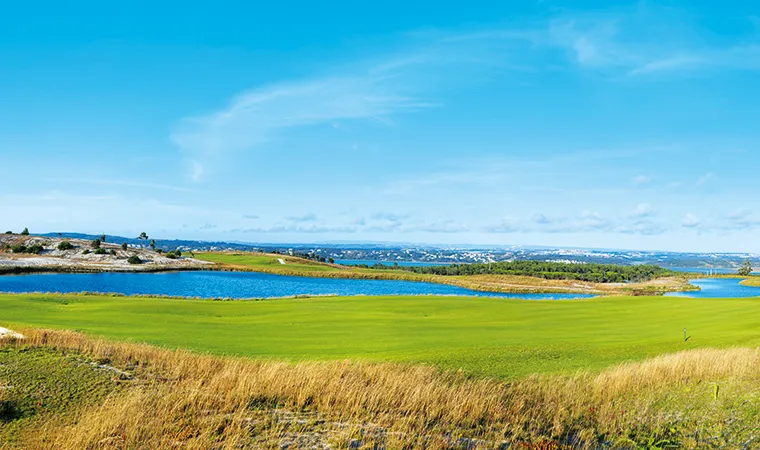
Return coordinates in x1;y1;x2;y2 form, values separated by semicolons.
372;261;674;283
3;329;760;449
2;293;760;379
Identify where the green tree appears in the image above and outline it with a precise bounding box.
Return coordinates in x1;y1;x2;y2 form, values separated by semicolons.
150;239;156;250
121;242;128;251
90;238;101;249
738;260;753;276
100;234;106;242
138;232;149;247
20;228;29;236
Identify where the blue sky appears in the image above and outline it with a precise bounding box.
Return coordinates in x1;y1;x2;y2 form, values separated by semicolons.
2;0;760;252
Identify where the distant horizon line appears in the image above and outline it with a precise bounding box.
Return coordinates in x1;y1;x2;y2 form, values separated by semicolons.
30;231;760;257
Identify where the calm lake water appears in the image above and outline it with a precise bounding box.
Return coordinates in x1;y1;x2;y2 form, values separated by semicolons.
665;278;760;298
0;271;595;300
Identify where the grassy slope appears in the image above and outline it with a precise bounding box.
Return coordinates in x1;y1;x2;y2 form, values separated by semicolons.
3;293;760;379
195;252;693;295
8;330;760;449
0;347;119;445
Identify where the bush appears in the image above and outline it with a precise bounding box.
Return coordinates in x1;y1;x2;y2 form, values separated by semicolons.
127;255;141;265
82;249;91;255
11;245;27;253
121;242;128;250
26;244;44;254
109;249;117;256
4;231;12;234
165;252;177;259
156;249;163;254
90;239;101;249
94;248;106;255
20;228;29;236
57;241;74;251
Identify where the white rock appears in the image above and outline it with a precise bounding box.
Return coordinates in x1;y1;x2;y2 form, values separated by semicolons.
0;327;24;339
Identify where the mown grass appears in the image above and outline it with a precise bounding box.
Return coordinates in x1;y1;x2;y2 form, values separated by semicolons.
0;346;120;446
3;293;760;379
195;252;693;295
195;252;345;273
5;329;760;449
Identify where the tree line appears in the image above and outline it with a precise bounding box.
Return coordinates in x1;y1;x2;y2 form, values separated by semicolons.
366;260;675;283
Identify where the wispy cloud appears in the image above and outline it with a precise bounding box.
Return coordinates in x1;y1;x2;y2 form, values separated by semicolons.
485;208;667;235
48;178;196;193
697;172;716;186
633;175;652;185
682;213;701;229
285;213;319;223
629;203;653;219
171;5;760;181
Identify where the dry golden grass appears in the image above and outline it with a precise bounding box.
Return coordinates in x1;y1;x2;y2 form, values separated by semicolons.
4;329;760;449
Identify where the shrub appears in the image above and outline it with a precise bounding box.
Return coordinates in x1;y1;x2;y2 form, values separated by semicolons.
127;255;141;265
91;239;101;249
26;244;44;254
11;245;27;253
4;231;12;234
57;241;75;251
121;242;128;250
20;228;29;236
94;248;106;255
82;249;91;255
156;249;163;254
165;252;177;259
109;249;117;256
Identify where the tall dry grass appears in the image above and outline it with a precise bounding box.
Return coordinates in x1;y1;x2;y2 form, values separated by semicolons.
4;329;760;449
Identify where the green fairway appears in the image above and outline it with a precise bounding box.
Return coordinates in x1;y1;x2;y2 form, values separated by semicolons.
195;252;345;273
3;293;760;378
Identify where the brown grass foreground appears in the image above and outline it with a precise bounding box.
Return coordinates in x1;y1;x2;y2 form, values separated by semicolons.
4;329;760;449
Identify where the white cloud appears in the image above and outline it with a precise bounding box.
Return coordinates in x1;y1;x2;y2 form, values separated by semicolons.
633;175;652;185
682;213;701;228
285;213;318;223
697;172;715;186
630;203;653;218
189;160;204;182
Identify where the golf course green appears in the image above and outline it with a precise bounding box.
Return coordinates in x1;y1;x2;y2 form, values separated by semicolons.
3;293;760;378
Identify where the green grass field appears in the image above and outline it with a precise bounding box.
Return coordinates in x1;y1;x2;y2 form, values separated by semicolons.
195;252;345;273
4;293;760;379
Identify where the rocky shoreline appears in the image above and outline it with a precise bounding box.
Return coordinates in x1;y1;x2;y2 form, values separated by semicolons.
0;234;214;274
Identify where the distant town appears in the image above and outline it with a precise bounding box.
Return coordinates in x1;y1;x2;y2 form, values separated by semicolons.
44;232;759;270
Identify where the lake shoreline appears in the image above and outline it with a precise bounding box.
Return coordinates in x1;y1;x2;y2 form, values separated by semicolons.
0;271;597;300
